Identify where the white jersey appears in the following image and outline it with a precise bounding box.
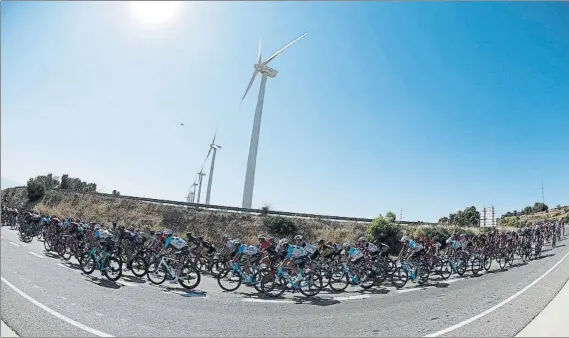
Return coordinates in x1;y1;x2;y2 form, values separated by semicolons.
304;243;317;255
168;236;188;250
366;243;378;253
243;245;259;256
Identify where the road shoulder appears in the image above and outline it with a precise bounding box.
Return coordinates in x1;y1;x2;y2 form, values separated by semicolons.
1;320;19;337
516;278;569;337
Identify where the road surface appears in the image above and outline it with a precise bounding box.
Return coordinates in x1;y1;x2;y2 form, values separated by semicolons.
1;227;568;337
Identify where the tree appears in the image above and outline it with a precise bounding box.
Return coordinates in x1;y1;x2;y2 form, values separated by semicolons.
385;211;396;223
57;174;97;193
532;202;548;213
112;190;121;196
438;216;449;224
26;177;46;201
60;174;70;189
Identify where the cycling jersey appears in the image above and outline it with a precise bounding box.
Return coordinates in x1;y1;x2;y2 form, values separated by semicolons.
165;236;188;250
286;245;306;259
365;242;379;253
304;243;317;255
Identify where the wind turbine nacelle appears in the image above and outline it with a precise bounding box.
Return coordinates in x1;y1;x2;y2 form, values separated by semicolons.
255;64;278;78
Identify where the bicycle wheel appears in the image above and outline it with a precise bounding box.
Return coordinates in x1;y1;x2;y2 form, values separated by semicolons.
498;253;508;270
483;255;492;271
103;257;123;282
261;274;287;298
216;267;242;292
59;243;72;261
439;262;453;280
131;255;148;277
299;272;323;297
359;268;376;290
147;260;168;285
390;266;408;289
79;252;96;275
471;257;483;276
210;258;229;278
178;264;201;290
328;265;349;292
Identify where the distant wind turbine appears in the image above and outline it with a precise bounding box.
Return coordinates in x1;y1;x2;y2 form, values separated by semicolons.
205;133;222;205
196;171;206;204
240;32;308;209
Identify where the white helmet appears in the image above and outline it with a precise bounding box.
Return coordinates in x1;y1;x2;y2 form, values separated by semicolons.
400;236;409;243
294;235;303;241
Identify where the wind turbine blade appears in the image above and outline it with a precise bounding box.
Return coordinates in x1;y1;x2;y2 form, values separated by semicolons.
211;132;216;146
262;32;307;66
206;146;213;161
257;39;262;64
241;69;259;102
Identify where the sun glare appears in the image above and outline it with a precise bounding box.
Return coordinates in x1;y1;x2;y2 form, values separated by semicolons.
130;1;181;25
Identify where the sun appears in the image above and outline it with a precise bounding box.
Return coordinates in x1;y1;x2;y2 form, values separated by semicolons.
130;1;181;25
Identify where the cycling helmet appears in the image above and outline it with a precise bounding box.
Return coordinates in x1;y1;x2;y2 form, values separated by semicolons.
357;236;365;242
342;242;351;249
294;235;303;241
318;239;325;245
400;236;409;243
257;234;267;241
278;238;289;246
93;224;101;231
163;229;173;236
222;234;229;239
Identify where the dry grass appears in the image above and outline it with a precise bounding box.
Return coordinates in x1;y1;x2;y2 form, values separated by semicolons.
4;187;563;245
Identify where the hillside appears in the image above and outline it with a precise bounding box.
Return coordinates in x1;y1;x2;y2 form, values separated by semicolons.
1;187;373;243
498;206;569;227
3;187;566;245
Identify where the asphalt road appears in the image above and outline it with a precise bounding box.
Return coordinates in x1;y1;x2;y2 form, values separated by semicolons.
2;227;569;337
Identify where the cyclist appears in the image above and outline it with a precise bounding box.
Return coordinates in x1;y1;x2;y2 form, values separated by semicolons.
162;229;189;284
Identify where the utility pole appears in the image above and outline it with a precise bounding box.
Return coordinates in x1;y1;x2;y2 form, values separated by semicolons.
400;206;403;222
541;180;545;204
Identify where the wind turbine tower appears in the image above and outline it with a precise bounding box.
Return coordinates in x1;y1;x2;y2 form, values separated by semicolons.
205;134;222;205
240;33;307;209
196;171;206;204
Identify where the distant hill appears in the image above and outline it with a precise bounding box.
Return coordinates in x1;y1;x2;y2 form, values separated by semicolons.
1;178;21;190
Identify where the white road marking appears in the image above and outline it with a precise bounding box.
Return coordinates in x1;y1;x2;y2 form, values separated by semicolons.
9;242;20;247
1;276;114;337
397;287;424;293
333;294;370;301
242;298;296;304
446;278;462;284
27;251;44;258
94;312;104;317
117;281;138;287
424;249;569;337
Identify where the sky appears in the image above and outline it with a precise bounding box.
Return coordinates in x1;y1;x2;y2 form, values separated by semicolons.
1;1;568;222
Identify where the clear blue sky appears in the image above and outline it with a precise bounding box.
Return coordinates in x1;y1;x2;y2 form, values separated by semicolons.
2;1;568;222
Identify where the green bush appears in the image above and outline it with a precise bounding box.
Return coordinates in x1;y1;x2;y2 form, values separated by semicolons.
26;178;46;202
367;214;402;253
263;216;298;237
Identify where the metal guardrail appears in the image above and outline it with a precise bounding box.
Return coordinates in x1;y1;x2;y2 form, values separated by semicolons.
3;186;437;226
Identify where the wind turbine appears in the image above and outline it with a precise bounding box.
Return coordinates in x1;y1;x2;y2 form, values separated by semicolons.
190;182;198;203
205;134;222;205
196;171;206;204
240;32;308;209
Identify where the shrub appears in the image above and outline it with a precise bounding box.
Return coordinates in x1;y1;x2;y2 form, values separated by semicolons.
367;214;402;253
26;178;46;202
261;204;270;217
264;216;298;237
